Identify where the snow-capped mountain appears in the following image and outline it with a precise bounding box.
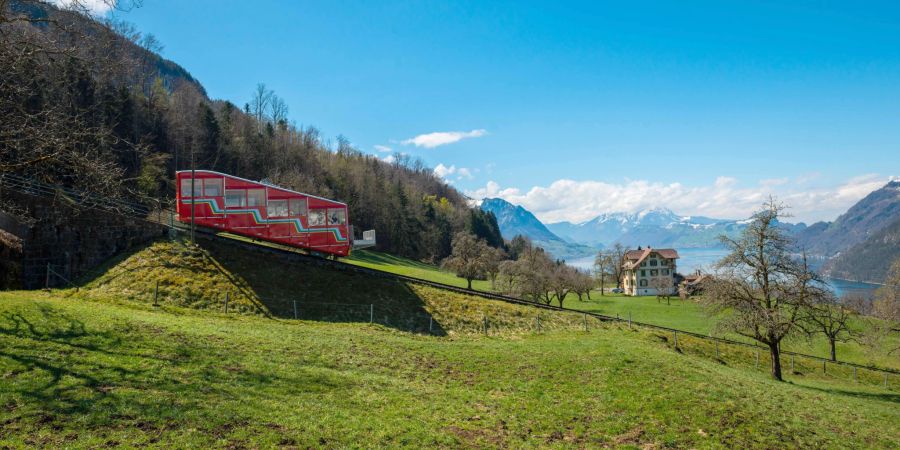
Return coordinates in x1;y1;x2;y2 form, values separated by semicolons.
480;198;600;259
547;207;746;248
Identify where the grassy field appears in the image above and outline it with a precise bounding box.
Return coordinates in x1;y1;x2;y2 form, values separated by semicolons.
346;249;900;370
1;290;898;448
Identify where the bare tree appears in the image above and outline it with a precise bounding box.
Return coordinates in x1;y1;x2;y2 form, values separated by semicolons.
548;263;577;307
270;95;289;127
483;246;506;291
703;199;824;381
442;231;490;290
608;243;629;289
572;270;595;301
594;251;614;295
800;292;854;361
872;258;900;355
650;276;674;305
250;83;273;132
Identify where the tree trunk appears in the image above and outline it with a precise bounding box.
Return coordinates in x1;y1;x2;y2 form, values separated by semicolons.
829;337;837;362
586;291;591;300
467;278;472;290
769;342;783;381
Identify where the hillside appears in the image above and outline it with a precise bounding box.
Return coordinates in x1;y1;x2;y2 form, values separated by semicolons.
825;215;900;283
795;181;900;258
1;290;897;448
79;237;585;335
480;198;597;259
0;0;499;269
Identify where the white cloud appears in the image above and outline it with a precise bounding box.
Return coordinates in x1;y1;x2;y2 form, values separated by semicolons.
50;0;116;15
433;163;456;178
374;145;392;153
381;154;397;164
456;167;474;180
433;163;475;181
401;129;487;149
465;174;896;224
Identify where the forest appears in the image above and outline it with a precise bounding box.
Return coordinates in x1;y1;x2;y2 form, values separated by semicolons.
0;0;503;262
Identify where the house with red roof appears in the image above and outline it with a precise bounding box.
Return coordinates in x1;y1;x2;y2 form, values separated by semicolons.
622;247;679;296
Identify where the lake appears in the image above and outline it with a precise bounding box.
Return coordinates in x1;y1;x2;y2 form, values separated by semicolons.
566;248;881;298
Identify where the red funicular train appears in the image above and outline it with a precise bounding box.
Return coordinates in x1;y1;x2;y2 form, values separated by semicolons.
176;170;373;257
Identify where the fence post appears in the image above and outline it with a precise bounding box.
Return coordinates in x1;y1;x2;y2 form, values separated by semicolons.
537;316;542;333
885;372;889;388
790;354;794;373
370;304;374;324
429;316;433;334
45;263;50;289
482;314;488;335
823;360;826;374
583;313;588;332
293;300;298;319
755;348;760;369
628;312;632;329
715;340;719;359
153;280;159;307
673;331;678;350
224;291;229;313
853;366;857;382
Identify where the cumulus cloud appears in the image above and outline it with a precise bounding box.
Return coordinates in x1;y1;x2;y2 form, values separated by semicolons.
465;174;895;224
433;163;475;181
50;0;116;15
401;129;487;149
374;145;392;153
381;154;397;164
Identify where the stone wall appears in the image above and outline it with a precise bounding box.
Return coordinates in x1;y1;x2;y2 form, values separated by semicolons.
0;192;166;289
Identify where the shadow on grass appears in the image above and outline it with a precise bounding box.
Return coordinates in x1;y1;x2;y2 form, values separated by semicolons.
795;383;900;404
200;238;448;336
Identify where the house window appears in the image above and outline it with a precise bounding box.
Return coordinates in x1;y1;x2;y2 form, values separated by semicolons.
639;279;647;287
247;189;265;207
650;269;658;276
650;259;658;266
662;269;669;276
640;262;646;267
267;200;288;218
225;190;245;207
328;208;346;225
641;270;646;277
289;198;307;216
203;178;223;197
309;208;326;226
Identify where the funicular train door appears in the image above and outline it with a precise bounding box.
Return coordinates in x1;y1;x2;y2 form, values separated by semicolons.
288;196;309;247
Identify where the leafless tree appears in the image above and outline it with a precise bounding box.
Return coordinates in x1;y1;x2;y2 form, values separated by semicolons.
442;231;491;290
608;243;630;289
483;246;506;291
703;199;824;381
594;251;614;295
650;276;674;305
871;258;900;355
800;292;854;361
548;263;578;307
572;270;595;301
250;83;273;132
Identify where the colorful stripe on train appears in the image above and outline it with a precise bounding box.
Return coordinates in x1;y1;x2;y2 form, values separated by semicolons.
181;198;348;242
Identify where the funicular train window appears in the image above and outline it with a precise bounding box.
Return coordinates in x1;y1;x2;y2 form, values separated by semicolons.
204;178;223;197
225;190;245;207
267;200;289;218
289;198;307;216
247;189;265;207
308;208;326;226
180;178;202;197
328;209;346;225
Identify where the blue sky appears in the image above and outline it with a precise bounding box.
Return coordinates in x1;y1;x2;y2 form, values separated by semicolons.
78;0;900;223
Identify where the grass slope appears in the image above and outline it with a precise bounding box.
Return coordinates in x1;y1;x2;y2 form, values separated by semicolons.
347;249;900;370
78;237;586;336
0;292;897;448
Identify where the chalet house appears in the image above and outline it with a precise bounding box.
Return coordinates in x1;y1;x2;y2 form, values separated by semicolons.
622;247;679;296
